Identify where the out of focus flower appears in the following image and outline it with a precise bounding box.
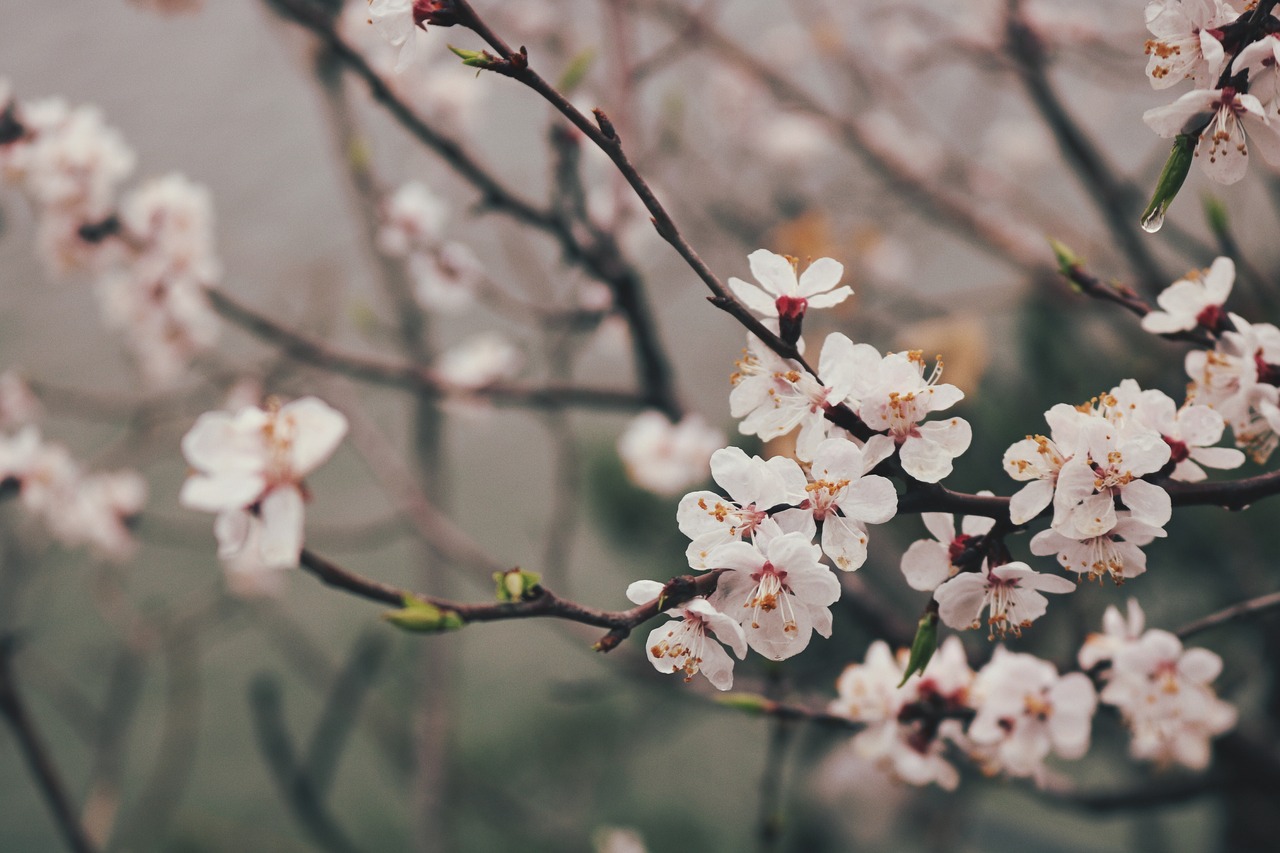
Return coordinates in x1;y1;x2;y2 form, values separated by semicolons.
617;411;724;496
435;332;522;389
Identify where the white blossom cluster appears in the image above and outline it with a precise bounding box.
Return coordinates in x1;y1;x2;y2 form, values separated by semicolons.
0;83;221;384
376;181;486;314
0;423;146;561
1142;0;1280;184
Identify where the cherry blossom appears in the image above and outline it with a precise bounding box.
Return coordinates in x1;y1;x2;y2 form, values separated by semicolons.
967;647;1097;779
934;560;1076;639
377;180;447;256
367;0;433;72
727;248;851;322
1144;87;1280;184
0;371;40;428
1232;34;1280;111
677;446;812;569
1078;598;1146;671
1029;513;1164;584
828;637;973;790
617;411;724;496
854;350;971;483
1051;408;1171;539
805;437;898;571
626;580;747;690
1002;403;1087;524
1143;0;1237;90
180;396;348;570
1140;390;1245;481
1100;628;1236;769
729;333;868;461
900;501;995;591
435;332;523;389
1140;256;1234;335
708;529;840;660
409;241;483;312
1186;313;1280;460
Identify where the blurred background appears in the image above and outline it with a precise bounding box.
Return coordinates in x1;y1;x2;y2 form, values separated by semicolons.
2;0;1278;850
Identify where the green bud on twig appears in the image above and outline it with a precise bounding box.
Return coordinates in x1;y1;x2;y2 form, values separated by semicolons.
715;692;771;714
1140;134;1195;234
383;595;465;633
898;609;939;687
493;568;542;602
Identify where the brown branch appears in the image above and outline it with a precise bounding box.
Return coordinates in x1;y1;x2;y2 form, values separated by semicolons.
0;638;99;853
1177;590;1280;640
1057;261;1217;347
205;286;651;412
641;0;1050;273
296;548;725;651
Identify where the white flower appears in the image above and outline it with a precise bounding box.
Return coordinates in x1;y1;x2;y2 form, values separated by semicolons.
727;249;851;320
367;0;431;72
180;397;348;570
1078;598;1146;671
828;637;973;790
854;350;971;483
617;412;724;496
1186;313;1280;460
1029;514;1164;584
1141;391;1245;481
1144;87;1280;185
900;502;995;591
1002;404;1087;524
1143;0;1237;89
935;560;1076;639
677;446;812;569
1232;34;1280;110
1141;256;1234;334
729;333;868;461
378;180;448;256
1051;410;1171;539
626;580;747;691
805;437;898;571
708;530;840;660
968;647;1097;779
0;371;41;428
435;333;522;389
409;242;483;312
1100;629;1236;769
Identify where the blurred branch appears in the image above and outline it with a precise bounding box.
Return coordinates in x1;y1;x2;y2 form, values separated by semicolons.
249;674;365;853
1004;1;1166;292
303;632;392;796
642;0;1051;273
1178;590;1280;640
0;637;99;853
206;286;652;412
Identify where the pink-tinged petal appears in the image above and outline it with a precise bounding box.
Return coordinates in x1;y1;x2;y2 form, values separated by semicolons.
1021;570;1077;594
1188;445;1245;469
214;509;252;559
1010;480;1054;524
1172;459;1208;482
626;579;665;605
765;531;824;572
705;540;767;574
1177;404;1226;445
1178;647;1223;684
702;607;749;658
282;397;349;475
935;574;987;630
784;561;842;604
1119;479;1172;528
1199;28;1226;78
796;256;845;297
860;434;896;471
181;409;267;472
961;506;996;536
1241;113;1280;169
925;384;965;412
812;437;865;481
838;475;898;525
805;286;854;309
696;639;737;690
922;512;956;544
808;600;834;638
820;515;870;571
728;277;779;316
747;249;799;297
676;490;730;538
180;471;266;513
900;540;952;591
1141;309;1195;334
1197;114;1249;185
258;486;305;569
1202;255;1235;303
708;446;757;504
1048;674;1097;759
1143;89;1219;138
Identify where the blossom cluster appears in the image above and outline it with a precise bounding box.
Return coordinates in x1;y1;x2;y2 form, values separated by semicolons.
0;422;146;562
0;83;221;384
1143;0;1280;184
377;180;485;314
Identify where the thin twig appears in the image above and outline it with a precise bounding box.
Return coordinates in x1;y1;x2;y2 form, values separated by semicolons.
1178;590;1280;640
0;638;99;853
